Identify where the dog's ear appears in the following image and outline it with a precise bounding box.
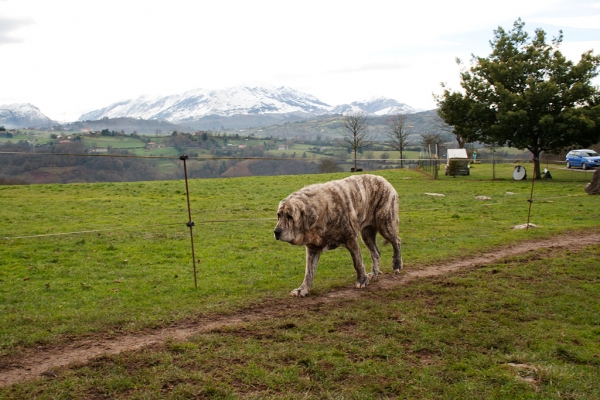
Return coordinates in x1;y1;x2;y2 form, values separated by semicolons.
303;204;319;230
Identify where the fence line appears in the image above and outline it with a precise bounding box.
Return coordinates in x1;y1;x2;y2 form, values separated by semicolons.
1;149;557;164
3;192;587;242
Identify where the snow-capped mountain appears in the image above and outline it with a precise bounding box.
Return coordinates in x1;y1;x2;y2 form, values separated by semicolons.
78;85;421;124
79;84;332;122
331;97;421;116
0;103;55;128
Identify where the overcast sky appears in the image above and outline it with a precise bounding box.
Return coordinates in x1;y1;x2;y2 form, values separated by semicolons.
1;0;600;122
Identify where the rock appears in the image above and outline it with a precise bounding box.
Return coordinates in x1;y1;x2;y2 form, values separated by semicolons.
475;196;491;200
513;223;538;230
584;168;600;195
424;193;445;197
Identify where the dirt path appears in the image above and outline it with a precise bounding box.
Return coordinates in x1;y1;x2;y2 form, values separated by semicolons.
2;232;600;388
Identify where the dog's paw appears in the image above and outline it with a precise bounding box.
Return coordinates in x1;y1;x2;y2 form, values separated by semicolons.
290;287;309;297
393;262;403;275
354;278;369;289
367;272;379;282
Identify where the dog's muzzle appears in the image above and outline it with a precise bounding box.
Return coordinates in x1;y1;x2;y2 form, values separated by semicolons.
274;227;282;240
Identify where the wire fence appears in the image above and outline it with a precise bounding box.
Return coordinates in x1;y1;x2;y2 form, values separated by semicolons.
2;149;597;289
1;149;596;183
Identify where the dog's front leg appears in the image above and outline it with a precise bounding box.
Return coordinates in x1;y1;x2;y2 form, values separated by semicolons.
291;247;321;297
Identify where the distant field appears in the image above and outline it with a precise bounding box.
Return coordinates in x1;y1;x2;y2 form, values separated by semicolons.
131;146;181;157
82;136;146;149
0;132;54;145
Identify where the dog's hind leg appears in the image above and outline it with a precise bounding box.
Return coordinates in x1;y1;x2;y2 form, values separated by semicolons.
345;238;369;288
377;216;403;274
361;226;381;282
291;247;321;297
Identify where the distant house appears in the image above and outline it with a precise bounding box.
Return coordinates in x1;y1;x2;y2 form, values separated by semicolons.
278;145;288;151
238;144;247;149
80;128;93;133
146;142;157;149
59;140;70;144
88;148;108;153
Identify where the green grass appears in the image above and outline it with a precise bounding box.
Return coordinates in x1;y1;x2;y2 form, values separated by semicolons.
130;146;181;157
3;242;599;398
0;166;598;356
82;136;146;149
444;160;596;182
1;165;599;397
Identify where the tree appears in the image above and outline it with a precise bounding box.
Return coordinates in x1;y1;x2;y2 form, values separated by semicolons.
419;131;449;158
342;112;374;171
318;158;343;173
436;19;600;178
432;113;464;149
386;113;412;168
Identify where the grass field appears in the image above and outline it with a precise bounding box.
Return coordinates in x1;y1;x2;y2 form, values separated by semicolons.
1;165;599;397
82;136;147;149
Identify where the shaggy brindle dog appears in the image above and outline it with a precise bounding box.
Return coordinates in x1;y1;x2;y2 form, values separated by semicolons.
274;174;403;297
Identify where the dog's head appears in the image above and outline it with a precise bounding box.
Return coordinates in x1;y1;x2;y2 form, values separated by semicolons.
273;196;318;245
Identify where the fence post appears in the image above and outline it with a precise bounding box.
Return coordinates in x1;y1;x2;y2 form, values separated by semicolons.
526;158;537;230
180;155;198;289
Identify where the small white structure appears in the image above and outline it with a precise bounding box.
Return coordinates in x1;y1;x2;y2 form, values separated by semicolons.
445;149;470;176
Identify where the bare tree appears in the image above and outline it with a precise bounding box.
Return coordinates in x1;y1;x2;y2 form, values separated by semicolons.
433;112;465;148
342;112;374;171
386;113;413;168
419;131;450;158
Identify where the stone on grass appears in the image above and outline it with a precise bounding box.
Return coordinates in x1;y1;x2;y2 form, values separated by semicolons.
513;223;539;230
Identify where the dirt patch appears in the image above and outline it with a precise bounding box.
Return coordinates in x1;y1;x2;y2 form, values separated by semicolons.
1;232;599;388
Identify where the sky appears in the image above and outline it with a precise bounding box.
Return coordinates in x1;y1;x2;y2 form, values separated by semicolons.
1;0;600;123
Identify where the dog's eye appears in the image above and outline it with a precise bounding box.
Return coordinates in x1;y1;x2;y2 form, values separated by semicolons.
286;213;293;221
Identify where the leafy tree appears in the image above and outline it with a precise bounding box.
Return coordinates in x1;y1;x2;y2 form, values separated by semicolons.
342;112;374;171
436;19;600;178
386;113;412;168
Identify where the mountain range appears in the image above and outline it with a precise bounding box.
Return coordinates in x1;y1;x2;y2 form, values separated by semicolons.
0;103;55;129
2;84;425;131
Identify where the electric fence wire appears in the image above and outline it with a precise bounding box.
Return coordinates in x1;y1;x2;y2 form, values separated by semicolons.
3;193;585;241
1;149;590;241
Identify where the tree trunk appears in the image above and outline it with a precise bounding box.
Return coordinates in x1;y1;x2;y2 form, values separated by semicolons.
533;159;541;180
531;151;542;180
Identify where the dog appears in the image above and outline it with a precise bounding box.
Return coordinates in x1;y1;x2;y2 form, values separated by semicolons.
274;174;403;297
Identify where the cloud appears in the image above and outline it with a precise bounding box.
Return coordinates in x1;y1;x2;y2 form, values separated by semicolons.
0;16;32;45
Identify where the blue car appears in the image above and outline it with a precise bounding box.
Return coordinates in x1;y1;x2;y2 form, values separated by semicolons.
566;149;600;170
